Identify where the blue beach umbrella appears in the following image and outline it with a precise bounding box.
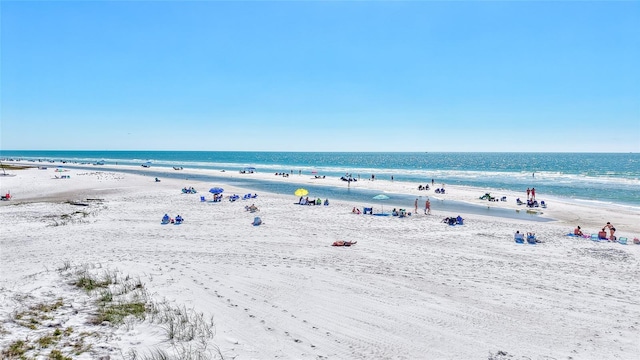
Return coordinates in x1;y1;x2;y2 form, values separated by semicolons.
209;187;224;194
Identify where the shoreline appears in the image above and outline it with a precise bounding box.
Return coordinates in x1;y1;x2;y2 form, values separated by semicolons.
3;161;639;235
2;153;639;209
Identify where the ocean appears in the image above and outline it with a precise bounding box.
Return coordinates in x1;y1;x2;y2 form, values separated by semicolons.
2;151;639;212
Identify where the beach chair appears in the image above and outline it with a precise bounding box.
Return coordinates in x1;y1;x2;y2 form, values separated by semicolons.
252;217;262;226
200;196;206;202
161;214;170;225
526;233;537;244
363;207;373;215
618;237;628;245
174;216;184;225
242;194;251;200
590;234;599;241
540;201;547;208
516;198;524;205
514;233;525;244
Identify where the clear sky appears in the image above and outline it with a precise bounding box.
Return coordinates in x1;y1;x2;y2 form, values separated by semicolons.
1;1;639;152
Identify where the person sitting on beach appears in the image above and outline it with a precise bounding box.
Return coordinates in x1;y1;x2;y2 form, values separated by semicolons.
392;208;398;216
248;204;258;212
175;215;183;222
514;231;525;242
324;199;329;206
598;229;608;240
574;226;583;236
332;240;357;247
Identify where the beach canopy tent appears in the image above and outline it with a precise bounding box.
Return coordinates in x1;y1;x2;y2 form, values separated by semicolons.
372;194;390;213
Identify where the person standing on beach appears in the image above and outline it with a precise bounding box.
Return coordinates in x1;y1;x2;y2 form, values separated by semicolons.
605;222;616;240
425;198;431;215
531;188;536;200
414;198;418;214
526;188;531;200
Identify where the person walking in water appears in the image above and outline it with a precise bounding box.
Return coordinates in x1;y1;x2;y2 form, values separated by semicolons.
425;198;431;215
531;187;536;200
526;188;531;200
414;198;418;214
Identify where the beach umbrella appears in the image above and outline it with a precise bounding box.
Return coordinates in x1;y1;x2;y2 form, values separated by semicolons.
209;187;224;194
294;188;309;197
372;194;390;214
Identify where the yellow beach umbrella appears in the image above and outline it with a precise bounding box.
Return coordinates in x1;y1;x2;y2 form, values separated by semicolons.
294;188;309;197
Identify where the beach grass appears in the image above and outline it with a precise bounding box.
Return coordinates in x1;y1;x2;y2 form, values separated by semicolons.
66;264;218;358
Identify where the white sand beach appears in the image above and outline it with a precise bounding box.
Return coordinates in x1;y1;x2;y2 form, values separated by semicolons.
1;164;639;359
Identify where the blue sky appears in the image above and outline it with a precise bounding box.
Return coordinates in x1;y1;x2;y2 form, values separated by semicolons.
2;1;639;152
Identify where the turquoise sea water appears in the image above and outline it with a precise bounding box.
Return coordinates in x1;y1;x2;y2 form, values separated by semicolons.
2;151;639;209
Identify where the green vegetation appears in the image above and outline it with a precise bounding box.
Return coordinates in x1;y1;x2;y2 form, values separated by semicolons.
1;339;33;358
13;299;64;330
2;263;220;360
74;271;113;291
93;301;147;325
48;349;72;360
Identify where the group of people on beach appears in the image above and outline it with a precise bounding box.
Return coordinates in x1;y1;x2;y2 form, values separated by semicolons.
414;198;431;215
161;214;183;224
526;187;536;200
574;222;617;240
